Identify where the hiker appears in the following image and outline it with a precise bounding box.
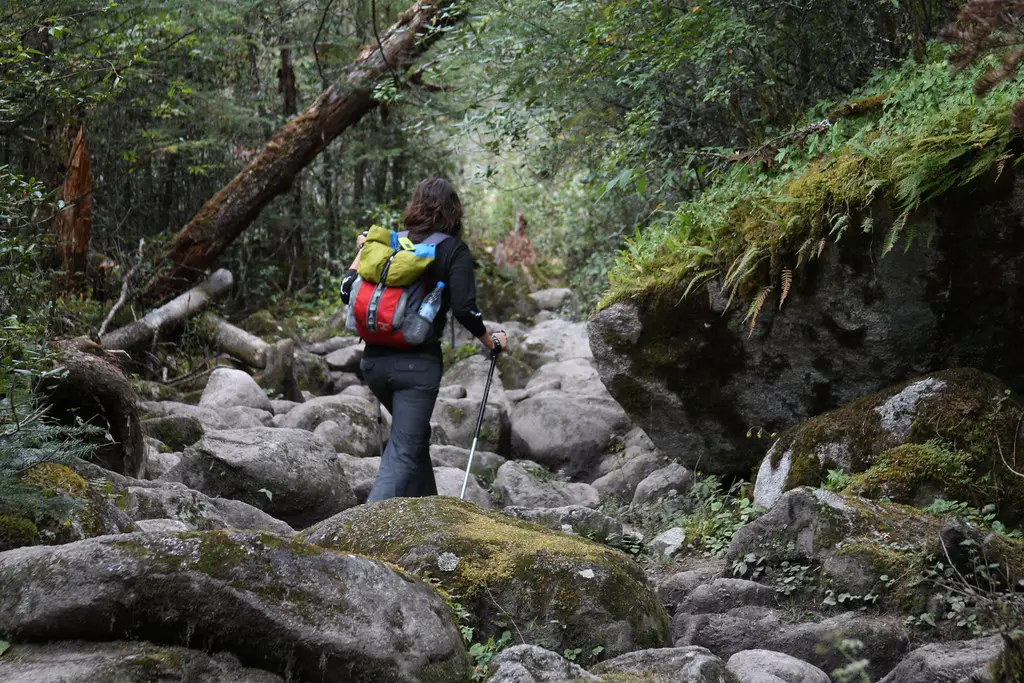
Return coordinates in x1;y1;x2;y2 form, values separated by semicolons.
339;177;509;502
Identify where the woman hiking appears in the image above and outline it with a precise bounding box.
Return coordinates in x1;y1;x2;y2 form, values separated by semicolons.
339;177;509;502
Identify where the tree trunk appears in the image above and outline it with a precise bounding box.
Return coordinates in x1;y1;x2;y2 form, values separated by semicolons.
142;0;465;304
278;47;298;117
202;313;270;367
102;269;233;351
54;122;92;278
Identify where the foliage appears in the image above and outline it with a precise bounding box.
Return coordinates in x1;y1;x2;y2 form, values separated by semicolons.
824;469;854;492
603;43;1024;310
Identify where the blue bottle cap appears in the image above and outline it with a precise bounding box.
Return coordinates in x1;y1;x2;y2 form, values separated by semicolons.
437;281;445;289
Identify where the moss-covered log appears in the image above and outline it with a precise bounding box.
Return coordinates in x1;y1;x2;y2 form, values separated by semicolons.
142;0;466;304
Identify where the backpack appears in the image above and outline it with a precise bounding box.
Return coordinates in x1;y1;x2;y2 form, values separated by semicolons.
345;225;449;348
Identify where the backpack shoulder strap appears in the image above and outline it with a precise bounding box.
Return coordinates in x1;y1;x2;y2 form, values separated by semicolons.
397;230;450;246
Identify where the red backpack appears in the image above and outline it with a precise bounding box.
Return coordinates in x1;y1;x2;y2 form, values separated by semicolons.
345;229;449;348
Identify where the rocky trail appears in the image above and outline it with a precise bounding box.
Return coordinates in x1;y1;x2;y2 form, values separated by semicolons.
2;286;1024;683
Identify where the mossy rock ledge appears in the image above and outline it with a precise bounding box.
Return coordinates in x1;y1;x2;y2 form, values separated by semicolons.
753;368;1024;523
303;496;670;657
0;530;469;682
589;175;1024;477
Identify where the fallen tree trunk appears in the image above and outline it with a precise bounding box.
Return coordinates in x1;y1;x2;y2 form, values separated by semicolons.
142;0;465;303
101;269;233;351
201;314;303;402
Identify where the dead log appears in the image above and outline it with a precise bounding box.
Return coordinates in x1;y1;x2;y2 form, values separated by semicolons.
141;0;466;303
101;269;233;351
39;337;145;478
201;314;303;402
54;122;92;278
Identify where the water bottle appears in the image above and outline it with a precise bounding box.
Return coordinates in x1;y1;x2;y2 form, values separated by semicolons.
402;281;445;344
418;281;445;321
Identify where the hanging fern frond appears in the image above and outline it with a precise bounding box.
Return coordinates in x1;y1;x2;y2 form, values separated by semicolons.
746;286;773;337
817;238;827;259
881;211;909;257
724;246;762;289
779;268;793;310
679;268;719;303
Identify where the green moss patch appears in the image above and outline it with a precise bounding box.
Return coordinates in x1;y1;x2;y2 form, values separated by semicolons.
0;515;38;551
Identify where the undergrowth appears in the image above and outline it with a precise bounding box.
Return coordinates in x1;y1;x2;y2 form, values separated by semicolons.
603;43;1024;316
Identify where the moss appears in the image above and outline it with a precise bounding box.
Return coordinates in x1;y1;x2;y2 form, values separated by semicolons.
846;441;977;504
0;515;38;551
990;633;1024;682
446;405;468;427
20;463;88;498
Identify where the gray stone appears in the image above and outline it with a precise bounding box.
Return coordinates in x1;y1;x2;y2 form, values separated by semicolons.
330;371;361;393
133;518;192;533
341;384;376;401
519;319;592;369
510;391;630;479
432;396;510;455
438;384;468;398
429;444;506;480
727;650;830;683
433;466;492;509
442;354;508;405
501;505;623;541
199;368;273;412
656;567;723;611
324;345;363;371
648;527;687;559
291;349;331;394
305;336;360;355
528;288;573;311
877;636;1003;683
493;462;599;509
526;358;606;397
123;481;293;534
145;450;181;481
276;393;382;438
313;414;388;459
488;645;599;683
0;640;283;683
142;415;205;451
169;427;354;528
337;453;380;504
633;463;694;506
592;647;737;682
269;399;299;415
678;579;778;615
0;532;469;681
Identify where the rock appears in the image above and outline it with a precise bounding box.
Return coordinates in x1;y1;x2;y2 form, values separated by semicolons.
520;319;593;369
593;430;666;502
496;353;536;391
433;466;493;509
877;636;1002;683
529;288;573;311
432;396;510;455
442;355;508;405
727;650;830;683
276;394;386;452
501;505;624;542
145;450;181;481
330;371;361;393
270;399;299;415
341;384;376;401
592;647;738;682
439;384;468;398
527;358;606;396
141;415;205;451
510;391;630;479
141;401;229;429
677;579;777;615
324;345;363;371
169;427;355;528
430;444;506;481
122;482;293;534
648;527;687;559
0;532;469;681
753;369;1024;521
590;175;1024;477
291;349;331;394
0;640;283;682
134;518;193;532
488;645;600;683
632;463;694;506
232;406;274;426
673;610;909;681
199;368;273;412
303;497;670;657
305;336;360;355
656;567;723;611
313;416;386;459
337;454;380;503
493;462;600;509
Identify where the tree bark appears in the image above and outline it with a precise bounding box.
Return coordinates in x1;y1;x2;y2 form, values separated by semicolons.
54;122;92;278
142;0;465;304
278;47;298;117
102;269;234;351
202;313;270;367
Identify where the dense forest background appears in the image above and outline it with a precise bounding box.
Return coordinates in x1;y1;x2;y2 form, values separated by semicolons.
3;0;1022;424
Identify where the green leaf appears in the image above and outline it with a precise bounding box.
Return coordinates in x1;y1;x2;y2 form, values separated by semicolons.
0;641;9;657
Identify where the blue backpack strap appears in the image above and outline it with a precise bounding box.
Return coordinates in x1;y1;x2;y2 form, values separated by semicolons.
396;231;450;258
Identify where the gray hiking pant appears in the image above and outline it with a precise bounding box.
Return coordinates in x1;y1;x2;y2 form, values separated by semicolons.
361;353;442;502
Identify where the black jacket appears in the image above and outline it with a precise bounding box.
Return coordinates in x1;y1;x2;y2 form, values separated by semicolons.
340;235;486;357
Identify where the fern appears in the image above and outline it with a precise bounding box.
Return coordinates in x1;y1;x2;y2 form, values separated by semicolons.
778;269;793;310
746;286;773;337
881;211;909;257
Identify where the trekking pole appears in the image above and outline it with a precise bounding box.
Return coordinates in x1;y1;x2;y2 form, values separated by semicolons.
376;398;385;458
460;349;499;499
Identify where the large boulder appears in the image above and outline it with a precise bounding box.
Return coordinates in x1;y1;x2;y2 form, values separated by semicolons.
0;641;283;682
501;505;623;542
141;415;205;451
303;497;670;657
291;349;331;394
726;649;830;683
487;645;599;683
337;453;380;503
199;368;273;412
0;531;469;681
877;636;1003;683
141;401;266;431
433;466;493;509
168;427;355;528
529;288;573;311
753;369;1024;522
430;444;506;482
275;394;384;440
432;396;510;456
519;319;592;369
120;482;294;534
493;461;600;509
591;647;738;682
589;173;1024;477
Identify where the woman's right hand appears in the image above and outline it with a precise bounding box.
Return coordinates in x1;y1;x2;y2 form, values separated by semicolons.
489;331;509;354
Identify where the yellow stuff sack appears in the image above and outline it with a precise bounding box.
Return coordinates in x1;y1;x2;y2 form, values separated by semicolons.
357;224;441;286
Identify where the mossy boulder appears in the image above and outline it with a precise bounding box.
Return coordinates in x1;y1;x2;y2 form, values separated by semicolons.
0;531;469;682
0;463;136;551
303;497;670;657
0;641;283;682
753;369;1024;523
141;415;205;451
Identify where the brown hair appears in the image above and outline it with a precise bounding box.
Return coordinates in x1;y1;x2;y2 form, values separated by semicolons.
403;177;463;242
